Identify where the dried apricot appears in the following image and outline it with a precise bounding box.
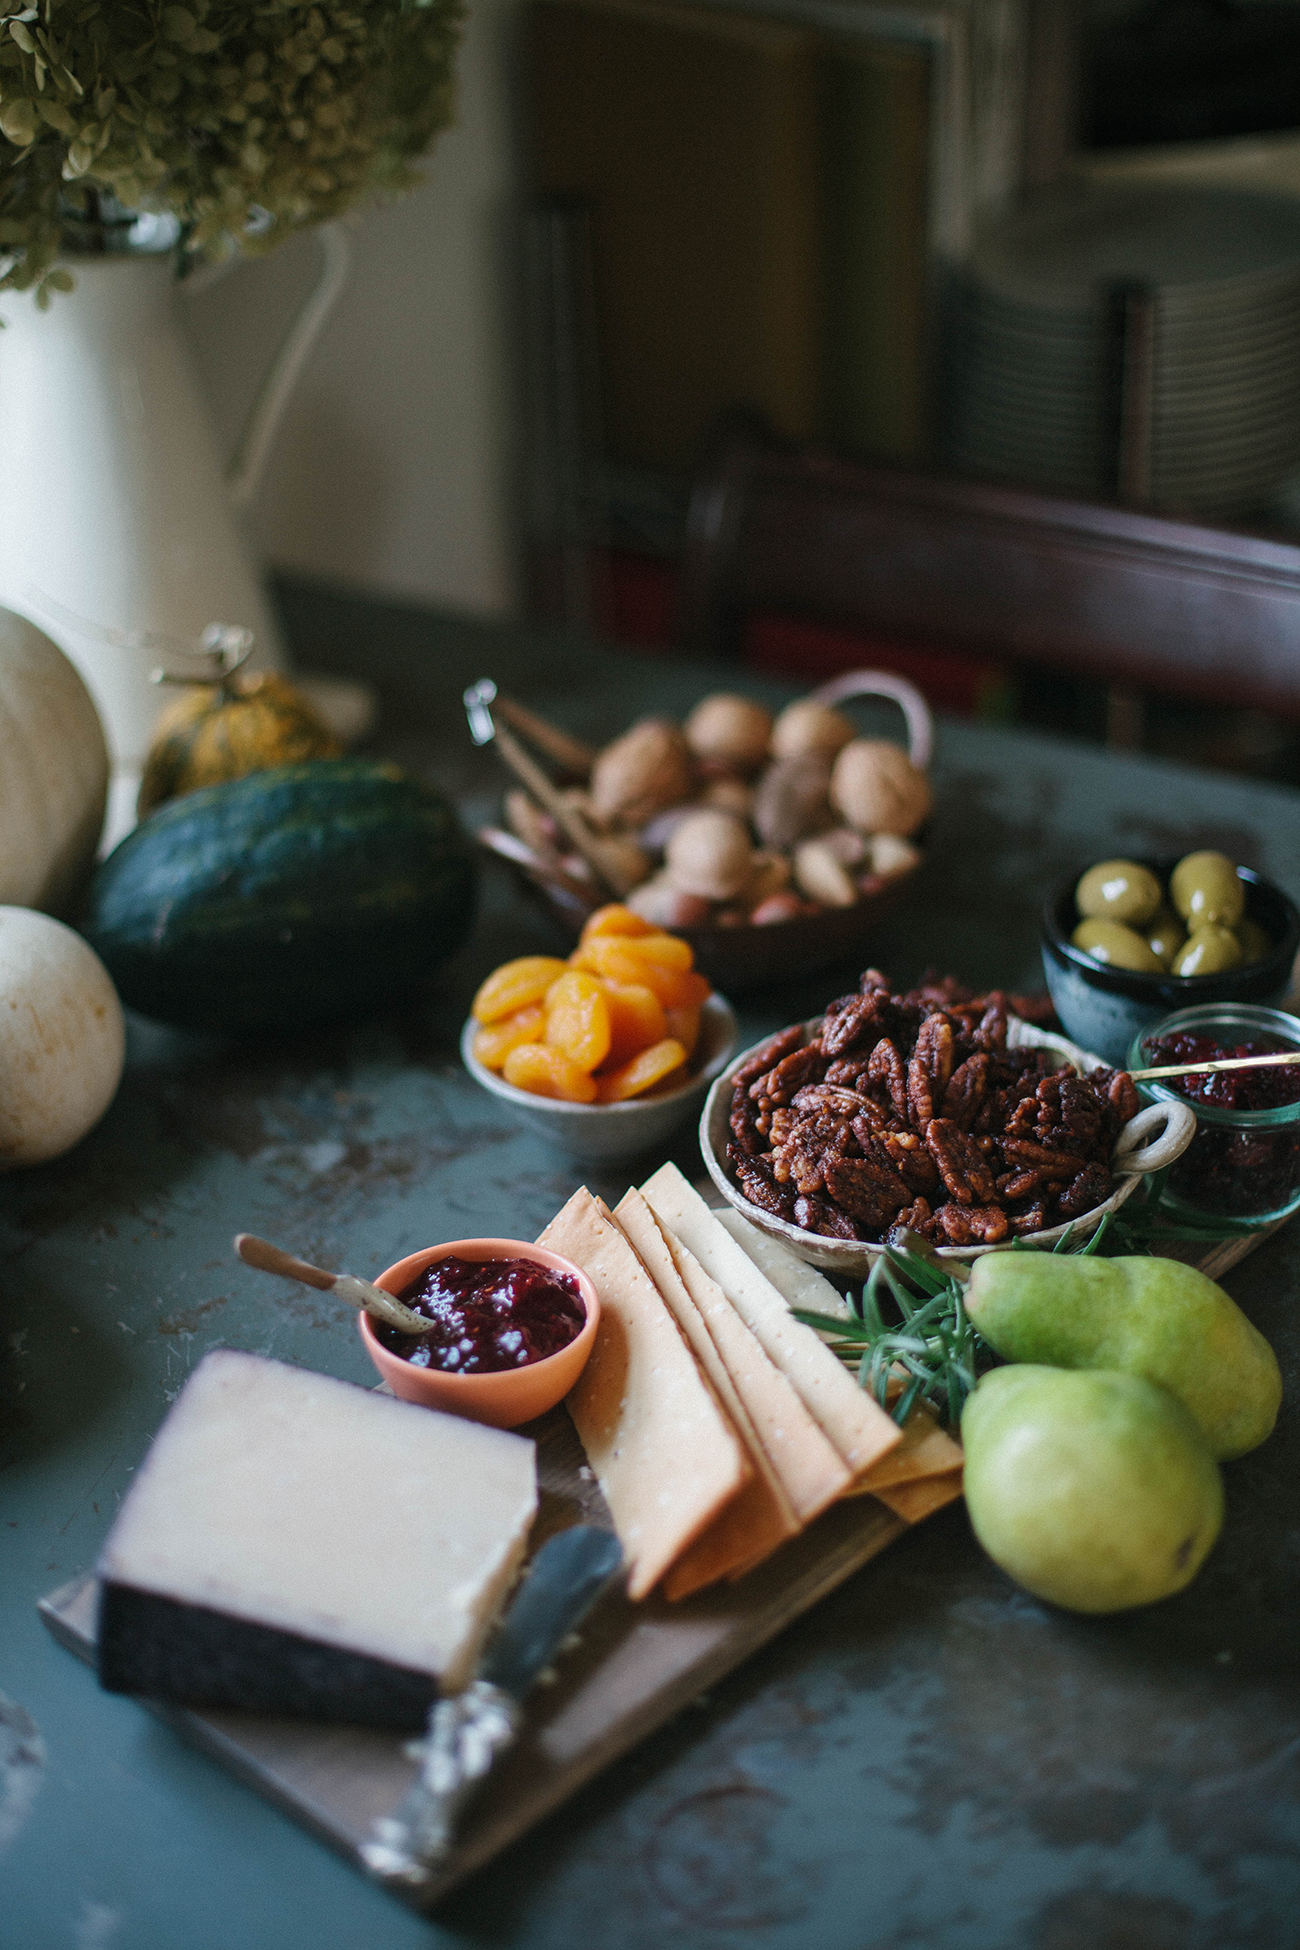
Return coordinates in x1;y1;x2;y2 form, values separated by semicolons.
601;981;667;1066
544;970;611;1073
472;1003;546;1071
502;1043;598;1102
472;956;569;1024
595;1037;688;1103
611;930;694;972
571;937;709;1007
579;903;655;941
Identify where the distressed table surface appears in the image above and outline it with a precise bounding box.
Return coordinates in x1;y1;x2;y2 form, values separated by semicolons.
5;584;1300;1950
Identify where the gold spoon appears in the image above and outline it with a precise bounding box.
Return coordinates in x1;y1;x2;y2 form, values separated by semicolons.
1130;1050;1300;1083
234;1233;433;1335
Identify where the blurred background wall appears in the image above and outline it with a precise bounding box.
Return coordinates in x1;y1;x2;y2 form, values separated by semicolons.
183;0;523;621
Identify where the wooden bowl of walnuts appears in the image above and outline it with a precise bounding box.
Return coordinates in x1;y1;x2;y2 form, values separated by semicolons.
476;672;932;991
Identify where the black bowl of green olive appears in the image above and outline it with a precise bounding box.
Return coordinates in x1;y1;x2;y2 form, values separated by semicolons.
1042;853;1300;1065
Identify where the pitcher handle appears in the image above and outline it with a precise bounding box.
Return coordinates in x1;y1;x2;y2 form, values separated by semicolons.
213;222;351;512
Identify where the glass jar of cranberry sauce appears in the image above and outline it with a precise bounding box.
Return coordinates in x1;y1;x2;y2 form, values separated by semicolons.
1129;1003;1300;1226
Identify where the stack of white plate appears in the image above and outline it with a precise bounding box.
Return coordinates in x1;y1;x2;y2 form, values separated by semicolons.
943;186;1300;518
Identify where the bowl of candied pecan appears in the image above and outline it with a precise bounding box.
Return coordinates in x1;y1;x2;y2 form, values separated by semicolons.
701;970;1196;1273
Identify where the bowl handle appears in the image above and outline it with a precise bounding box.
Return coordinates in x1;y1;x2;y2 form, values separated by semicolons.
1112;1099;1197;1175
806;670;934;769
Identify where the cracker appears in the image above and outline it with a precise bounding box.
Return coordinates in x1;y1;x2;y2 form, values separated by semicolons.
638;1202;852;1527
539;1187;749;1601
640;1164;900;1476
612;1191;801;1599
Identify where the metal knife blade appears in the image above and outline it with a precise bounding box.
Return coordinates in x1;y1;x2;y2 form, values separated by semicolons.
479;1522;623;1698
362;1524;623;1884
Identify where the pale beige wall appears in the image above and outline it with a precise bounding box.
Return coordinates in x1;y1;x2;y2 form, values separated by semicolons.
183;0;523;620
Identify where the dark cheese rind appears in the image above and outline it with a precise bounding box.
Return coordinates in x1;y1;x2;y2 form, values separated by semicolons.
98;1580;438;1731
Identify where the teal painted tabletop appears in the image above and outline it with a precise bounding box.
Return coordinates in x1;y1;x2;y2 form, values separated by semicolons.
5;587;1300;1950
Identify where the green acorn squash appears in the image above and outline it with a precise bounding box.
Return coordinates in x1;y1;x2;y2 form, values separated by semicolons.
84;759;478;1032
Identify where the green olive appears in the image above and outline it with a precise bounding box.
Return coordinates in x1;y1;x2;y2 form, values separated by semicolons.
1235;917;1273;965
1173;923;1244;977
1170;850;1244;928
1145;906;1186;969
1075;859;1163;926
1072;918;1165;972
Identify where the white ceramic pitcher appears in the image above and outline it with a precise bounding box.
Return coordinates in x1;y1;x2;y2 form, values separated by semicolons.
0;223;349;770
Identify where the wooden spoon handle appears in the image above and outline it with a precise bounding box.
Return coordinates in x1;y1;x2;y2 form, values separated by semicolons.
234;1233;338;1291
235;1232;432;1335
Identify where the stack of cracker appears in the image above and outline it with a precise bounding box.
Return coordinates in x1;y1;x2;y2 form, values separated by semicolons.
538;1162;964;1603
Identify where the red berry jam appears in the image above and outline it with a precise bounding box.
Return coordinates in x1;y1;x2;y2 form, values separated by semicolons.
1144;1031;1300;1111
1144;1029;1300;1218
376;1255;586;1373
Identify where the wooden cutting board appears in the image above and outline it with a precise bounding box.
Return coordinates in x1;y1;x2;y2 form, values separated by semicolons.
38;1221;1279;1910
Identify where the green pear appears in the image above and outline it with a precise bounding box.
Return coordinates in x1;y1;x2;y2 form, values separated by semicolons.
962;1366;1223;1612
965;1253;1280;1459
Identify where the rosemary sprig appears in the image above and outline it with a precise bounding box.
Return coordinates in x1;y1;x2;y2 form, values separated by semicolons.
792;1216;1116;1428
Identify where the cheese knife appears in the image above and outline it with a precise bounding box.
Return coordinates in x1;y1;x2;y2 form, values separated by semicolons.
361;1523;624;1884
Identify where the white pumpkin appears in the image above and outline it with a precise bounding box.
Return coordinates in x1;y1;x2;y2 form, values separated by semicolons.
0;907;125;1169
0;608;109;915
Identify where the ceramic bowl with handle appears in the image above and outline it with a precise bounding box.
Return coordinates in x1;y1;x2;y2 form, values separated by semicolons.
699;1019;1197;1277
359;1237;600;1427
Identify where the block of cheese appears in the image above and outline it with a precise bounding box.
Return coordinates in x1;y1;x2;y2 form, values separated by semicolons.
613;1190;801;1598
539;1188;749;1601
641;1164;900;1478
96;1351;538;1728
715;1207;853;1323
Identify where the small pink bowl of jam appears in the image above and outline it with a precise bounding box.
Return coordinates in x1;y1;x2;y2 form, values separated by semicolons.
359;1238;600;1428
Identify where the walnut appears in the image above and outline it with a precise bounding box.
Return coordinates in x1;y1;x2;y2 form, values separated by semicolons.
684;694;774;773
752;754;834;851
830;739;932;837
663;810;754;900
770;698;857;761
590;719;695;828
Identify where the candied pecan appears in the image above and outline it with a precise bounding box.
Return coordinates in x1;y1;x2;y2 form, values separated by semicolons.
867;1037;909;1120
908;972;976;1013
874;1129;940;1193
916;1014;956;1093
749;1043;826;1108
1009;1199;1053;1235
729;1091;764;1157
1057;1164;1111;1218
823;1156;911;1229
732;1023;808;1093
887;1197;933;1241
860;967;891;996
1106;1069;1140;1126
823;1053;873;1088
731;1149;798;1220
795;1192;862;1239
792;1083;877;1119
971;996;1009;1051
1055;1075;1103;1148
933;1202;1010;1245
849;1104;889;1149
999;1138;1088;1179
996;1168;1042;1201
821;989;889;1058
926;1118;998;1205
941;1052;991;1130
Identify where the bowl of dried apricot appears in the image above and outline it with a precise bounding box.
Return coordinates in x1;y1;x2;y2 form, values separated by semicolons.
462;905;739;1162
